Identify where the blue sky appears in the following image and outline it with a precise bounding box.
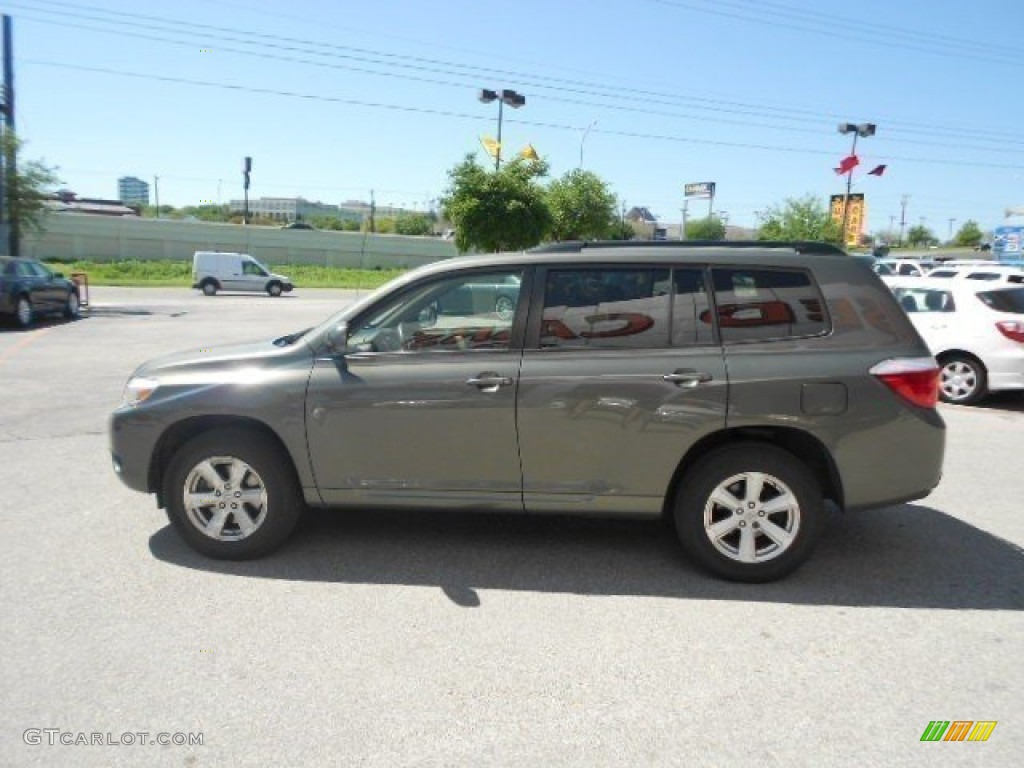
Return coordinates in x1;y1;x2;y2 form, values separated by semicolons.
7;0;1024;236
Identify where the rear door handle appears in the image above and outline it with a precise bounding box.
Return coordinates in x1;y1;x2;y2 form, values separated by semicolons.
663;369;713;387
466;373;514;392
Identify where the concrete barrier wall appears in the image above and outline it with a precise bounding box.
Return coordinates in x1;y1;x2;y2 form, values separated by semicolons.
22;214;460;269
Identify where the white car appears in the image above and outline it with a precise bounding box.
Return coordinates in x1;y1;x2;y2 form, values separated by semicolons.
874;258;937;277
925;264;1024;284
886;277;1024;404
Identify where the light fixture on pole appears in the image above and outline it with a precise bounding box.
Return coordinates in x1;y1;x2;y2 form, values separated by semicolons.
479;88;525;171
579;120;597;169
837;122;876;246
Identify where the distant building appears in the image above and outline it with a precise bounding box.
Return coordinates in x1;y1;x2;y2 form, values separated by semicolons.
48;190;138;216
625;206;658;240
118;176;150;206
228;196;344;222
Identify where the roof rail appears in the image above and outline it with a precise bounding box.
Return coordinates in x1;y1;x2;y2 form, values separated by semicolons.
527;240;848;256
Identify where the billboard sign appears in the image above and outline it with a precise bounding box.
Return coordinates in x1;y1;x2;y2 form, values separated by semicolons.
684;182;716;198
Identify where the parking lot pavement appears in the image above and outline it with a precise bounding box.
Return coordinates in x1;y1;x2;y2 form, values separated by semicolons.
1;287;1022;767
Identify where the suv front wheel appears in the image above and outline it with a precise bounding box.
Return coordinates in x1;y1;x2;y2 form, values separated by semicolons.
674;444;823;582
163;428;302;559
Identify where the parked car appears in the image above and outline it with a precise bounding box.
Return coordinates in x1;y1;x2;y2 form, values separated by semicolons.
281;221;314;230
191;251;294;297
886;277;1024;404
925;265;1024;284
0;256;81;328
875;258;937;277
111;241;946;583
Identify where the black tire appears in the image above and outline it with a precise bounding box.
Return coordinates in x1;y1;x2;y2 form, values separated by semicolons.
14;295;33;328
64;290;81;320
267;281;283;297
201;280;218;296
163;428;302;559
938;354;987;405
673;443;823;583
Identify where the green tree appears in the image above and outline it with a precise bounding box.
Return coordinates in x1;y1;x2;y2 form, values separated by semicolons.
757;195;842;244
395;213;434;236
686;216;726;240
606;217;636;241
954;219;983;247
441;154;551;253
1;131;62;237
545;169;618;241
906;225;936;247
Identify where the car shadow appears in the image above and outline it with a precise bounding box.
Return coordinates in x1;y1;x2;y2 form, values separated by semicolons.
975;393;1024;413
149;503;1024;610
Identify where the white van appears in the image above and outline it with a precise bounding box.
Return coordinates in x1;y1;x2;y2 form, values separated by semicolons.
191;251;294;297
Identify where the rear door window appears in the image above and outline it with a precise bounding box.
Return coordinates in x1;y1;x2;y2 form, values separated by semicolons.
540;267;671;349
711;268;828;342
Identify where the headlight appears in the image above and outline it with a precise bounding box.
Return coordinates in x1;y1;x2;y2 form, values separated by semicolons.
122;377;159;407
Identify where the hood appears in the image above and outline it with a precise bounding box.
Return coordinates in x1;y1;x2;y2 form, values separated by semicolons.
134;337;308;380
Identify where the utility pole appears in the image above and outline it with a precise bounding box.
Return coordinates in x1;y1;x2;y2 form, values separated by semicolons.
889;214;895;234
680;201;688;241
369;189;376;234
898;194;909;247
153;175;160;218
242;156;251;225
947;218;956;241
2;14;18;256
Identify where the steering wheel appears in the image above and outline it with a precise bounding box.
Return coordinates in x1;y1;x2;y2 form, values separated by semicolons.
371;325;404;352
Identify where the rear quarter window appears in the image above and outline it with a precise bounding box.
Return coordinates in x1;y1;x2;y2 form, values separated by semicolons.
711;268;828;342
977;288;1024;314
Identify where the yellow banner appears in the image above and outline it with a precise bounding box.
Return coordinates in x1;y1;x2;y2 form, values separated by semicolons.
480;136;501;158
830;194;867;247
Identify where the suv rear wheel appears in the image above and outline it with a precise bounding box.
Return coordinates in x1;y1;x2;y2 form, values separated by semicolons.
674;444;823;582
163;428;302;559
201;280;218;296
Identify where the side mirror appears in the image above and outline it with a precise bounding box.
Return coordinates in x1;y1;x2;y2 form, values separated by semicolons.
326;322;349;355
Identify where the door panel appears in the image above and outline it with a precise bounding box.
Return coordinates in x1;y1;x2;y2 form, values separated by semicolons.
517;348;728;515
517;265;728;516
305;266;529;510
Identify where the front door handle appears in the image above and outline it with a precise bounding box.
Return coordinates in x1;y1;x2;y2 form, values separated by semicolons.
663;369;714;387
466;373;514;393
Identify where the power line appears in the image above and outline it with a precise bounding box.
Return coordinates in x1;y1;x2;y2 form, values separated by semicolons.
11;0;1024;146
23;58;1024;173
642;0;1019;67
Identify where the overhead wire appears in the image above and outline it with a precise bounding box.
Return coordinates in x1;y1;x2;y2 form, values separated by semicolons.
10;0;1024;146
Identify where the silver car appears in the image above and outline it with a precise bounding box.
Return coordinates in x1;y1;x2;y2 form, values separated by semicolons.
111;242;945;582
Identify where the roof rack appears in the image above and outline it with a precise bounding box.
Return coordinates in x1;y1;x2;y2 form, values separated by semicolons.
527;240;848;256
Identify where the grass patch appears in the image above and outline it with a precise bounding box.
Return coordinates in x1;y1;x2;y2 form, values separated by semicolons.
43;259;407;289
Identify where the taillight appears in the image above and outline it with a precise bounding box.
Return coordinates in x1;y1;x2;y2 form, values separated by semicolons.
996;320;1024;343
869;357;940;409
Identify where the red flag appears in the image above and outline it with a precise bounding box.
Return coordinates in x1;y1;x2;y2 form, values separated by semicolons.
868;164;887;176
835;155;859;175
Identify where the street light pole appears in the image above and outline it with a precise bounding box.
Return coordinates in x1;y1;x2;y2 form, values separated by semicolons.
579;120;597;169
837;122;876;246
479;88;525;171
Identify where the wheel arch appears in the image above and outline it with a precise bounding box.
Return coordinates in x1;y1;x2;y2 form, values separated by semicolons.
662;426;844;518
935;348;987;370
148;415;300;507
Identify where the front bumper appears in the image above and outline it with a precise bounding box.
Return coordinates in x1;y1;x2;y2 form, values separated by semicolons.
109;408;161;495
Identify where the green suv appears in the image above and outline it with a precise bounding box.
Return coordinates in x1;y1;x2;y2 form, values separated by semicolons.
110;242;945;582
